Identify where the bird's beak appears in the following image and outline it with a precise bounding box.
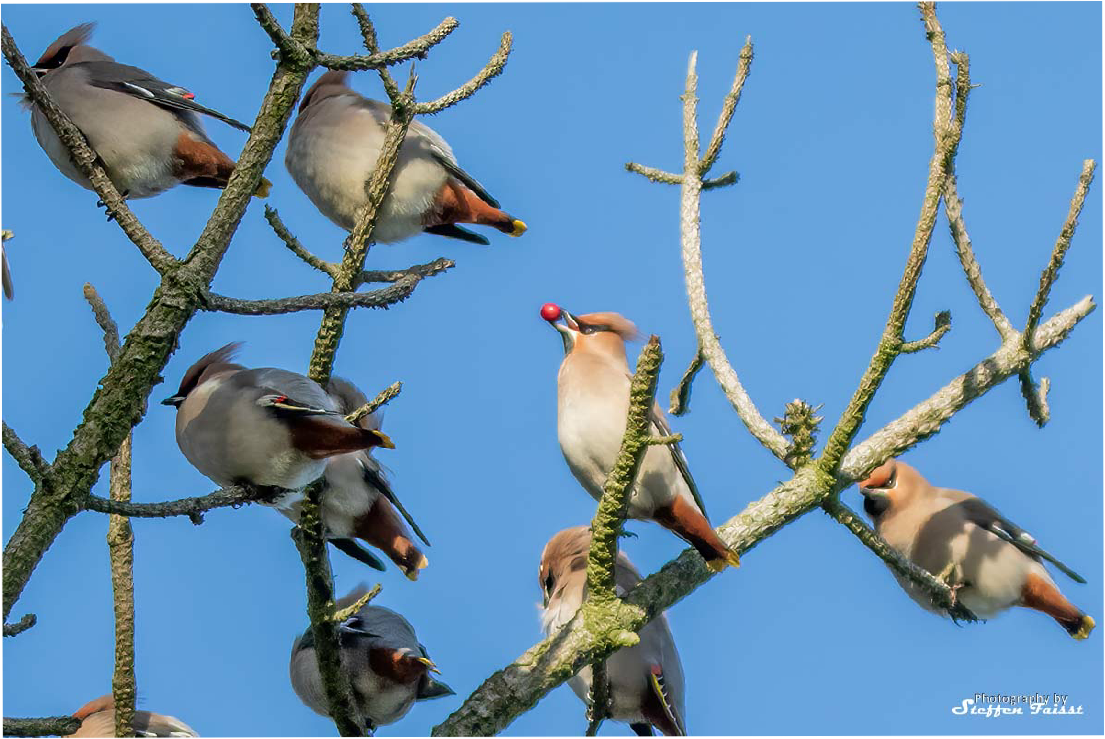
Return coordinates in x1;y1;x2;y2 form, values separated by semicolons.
415;656;441;674
558;309;580;333
161;395;185;407
858;484;889;500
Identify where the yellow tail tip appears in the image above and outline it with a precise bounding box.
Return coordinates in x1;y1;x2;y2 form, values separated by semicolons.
1072;615;1095;640
252;177;272;199
405;555;429;581
705;551;740;573
373;431;395;450
509;219;527;236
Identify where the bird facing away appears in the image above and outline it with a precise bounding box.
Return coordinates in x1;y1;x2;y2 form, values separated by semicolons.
289;585;454;734
285;70;526;245
66;695;198;737
858;458;1094;639
539;526;687;736
272;376;431;580
23;23;270;199
542;303;739;572
162;343;393;492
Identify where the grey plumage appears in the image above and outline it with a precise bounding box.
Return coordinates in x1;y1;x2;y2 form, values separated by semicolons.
289;586;454;732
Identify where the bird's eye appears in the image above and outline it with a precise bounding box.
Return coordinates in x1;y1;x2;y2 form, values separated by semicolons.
543;573;554;594
887;468;898;489
580;324;596;335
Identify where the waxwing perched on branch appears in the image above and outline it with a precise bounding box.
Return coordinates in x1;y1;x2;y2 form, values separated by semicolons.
273;377;430;579
66;695;198;737
289;585;454;734
285;70;526;245
858;458;1094;639
23;23;270;199
162;344;393;491
539;526;687;736
541;303;739;572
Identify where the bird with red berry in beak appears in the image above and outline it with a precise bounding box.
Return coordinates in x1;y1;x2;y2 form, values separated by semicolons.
540;303;739;572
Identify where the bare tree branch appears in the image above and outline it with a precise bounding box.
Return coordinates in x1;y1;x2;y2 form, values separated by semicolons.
2;422;47;484
316;16;458;72
625;163;682;185
900;310;952;353
331;584;382;623
668;346;704;416
415;31;513;115
1023;159;1096;347
584;662;610;736
699;36;753;175
265;205;337;277
819;1;961;471
1018;370;1050;428
84;485;261;524
345;381;402;426
3;613;36;637
2;716;81;737
205;276;430;315
1;25;177;275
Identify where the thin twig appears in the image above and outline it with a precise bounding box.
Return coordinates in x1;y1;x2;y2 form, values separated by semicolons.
625;163;683;185
317;16;458;72
1018;370;1050;428
900;310;951;353
668;346;704;416
1023;159;1096;347
265;206;337;277
84;486;261;525
205;277;430;315
332;584;382;623
345;382;402;426
2;422;47;484
1;25;177;276
584;662;610;736
699;36;753;175
3;613;36;637
415;31;513;115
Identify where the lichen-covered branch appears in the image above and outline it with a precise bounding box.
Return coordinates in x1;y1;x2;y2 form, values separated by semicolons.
585;337;663;601
316;16;458;72
899;310;951;353
819;1;960;471
265;205;337;277
1;5;319;622
672;48;790;461
1023;159;1096;347
1;25;177;276
699;36;753;175
2;716;82;737
821;497;975;621
345;382;402;426
205;277;430;315
415;31;513;115
332;584;381;624
83;285;138;736
83;485;260;524
625;163;683;185
774;399;823;470
2;422;46;484
668;346;703;416
3;613;36;637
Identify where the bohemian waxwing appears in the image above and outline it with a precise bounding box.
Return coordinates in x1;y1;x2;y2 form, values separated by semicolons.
289;585;454;734
162;343;393;492
67;695;198;737
858;458;1094;639
23;24;270;199
285;70;526;245
272;377;431;580
539;526;687;736
541;304;739;572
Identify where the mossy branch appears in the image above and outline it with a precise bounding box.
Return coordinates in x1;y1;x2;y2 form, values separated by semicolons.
2;716;82;737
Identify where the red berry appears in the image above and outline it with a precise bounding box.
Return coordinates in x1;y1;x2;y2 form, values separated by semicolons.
540;303;562;322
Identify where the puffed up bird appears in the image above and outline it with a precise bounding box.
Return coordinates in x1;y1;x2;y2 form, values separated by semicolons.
66;695;198;737
539;526;687;736
290;585;454;734
23;23;270;199
285;70;526;245
858;458;1094;639
541;303;739;572
162;343;393;492
272;377;430;580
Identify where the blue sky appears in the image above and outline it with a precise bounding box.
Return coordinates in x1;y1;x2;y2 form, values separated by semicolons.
2;2;1101;736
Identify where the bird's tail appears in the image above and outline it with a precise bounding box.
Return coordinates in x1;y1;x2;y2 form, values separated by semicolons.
1021;572;1094;640
354;496;429;580
653;495;740;572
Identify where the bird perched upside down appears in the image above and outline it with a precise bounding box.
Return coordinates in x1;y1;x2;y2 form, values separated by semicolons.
541;303;739;572
285;70;526;245
289;585;454;734
66;695;198;737
540;526;687;736
858;458;1094;639
22;24;270;199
